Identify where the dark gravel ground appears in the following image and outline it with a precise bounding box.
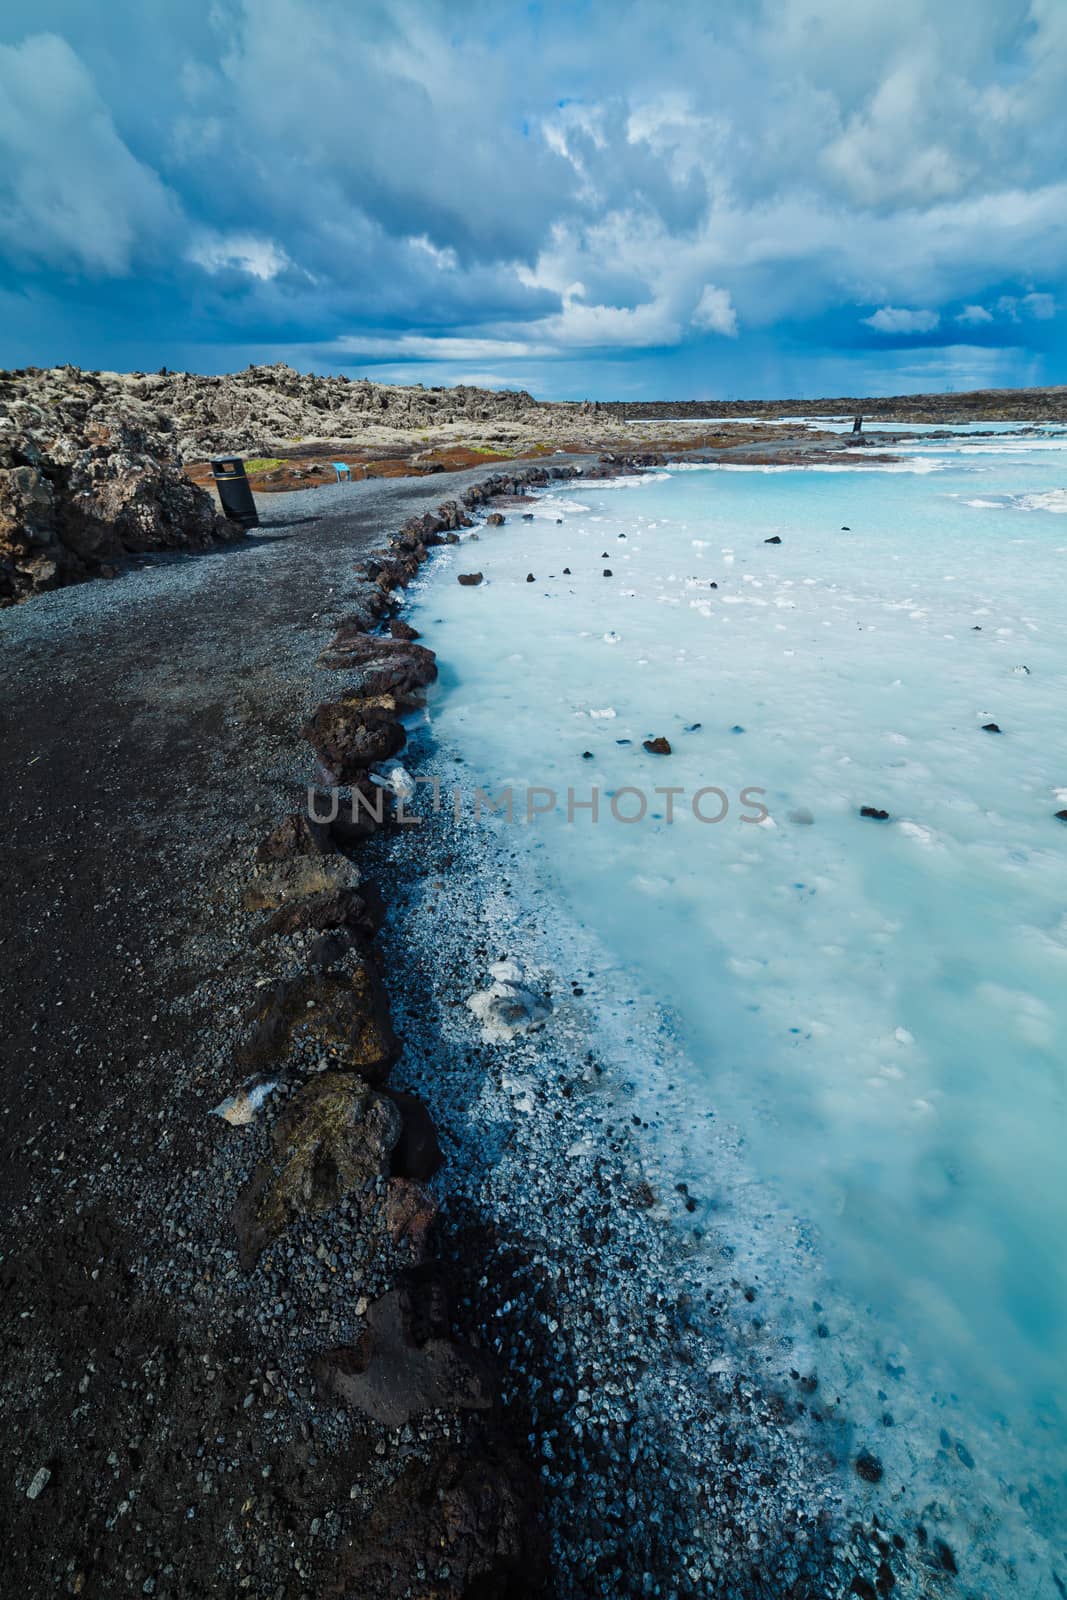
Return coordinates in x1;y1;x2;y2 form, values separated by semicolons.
0;466;564;1600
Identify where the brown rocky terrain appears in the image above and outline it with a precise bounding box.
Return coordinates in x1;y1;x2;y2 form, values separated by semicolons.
4;361;1061;608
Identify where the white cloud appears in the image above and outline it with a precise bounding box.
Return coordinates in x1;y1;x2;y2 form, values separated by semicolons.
692;285;739;337
863;306;941;334
956;304;993;325
1022;291;1056;320
189;232;292;280
997;292;1057;322
408;236;459;271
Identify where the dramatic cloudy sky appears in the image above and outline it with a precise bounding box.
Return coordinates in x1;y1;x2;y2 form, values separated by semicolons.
1;0;1065;397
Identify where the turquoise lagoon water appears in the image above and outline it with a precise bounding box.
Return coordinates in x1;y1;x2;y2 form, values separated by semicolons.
408;432;1067;1589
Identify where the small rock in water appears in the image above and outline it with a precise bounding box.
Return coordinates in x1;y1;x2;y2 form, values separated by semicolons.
1013;664;1030;675
731;725;745;734
602;568;613;577
854;1450;884;1484
982;722;1002;733
643;736;672;755
860;806;890;820
26;1467;51;1500
581;751;593;759
522;512;534;521
526;573;535;583
684;722;702;732
457;572;483;586
764;535;782;544
562;567;571;575
600;551;609;557
841;525;851;530
485;512;505;526
788;807;815;825
1055;810;1067;822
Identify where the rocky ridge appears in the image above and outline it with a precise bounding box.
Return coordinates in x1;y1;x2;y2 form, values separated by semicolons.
0;368;239;605
7;360;1055;606
595;385;1067;423
1;363;545;464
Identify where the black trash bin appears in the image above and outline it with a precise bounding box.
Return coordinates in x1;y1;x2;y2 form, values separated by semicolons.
211;457;260;528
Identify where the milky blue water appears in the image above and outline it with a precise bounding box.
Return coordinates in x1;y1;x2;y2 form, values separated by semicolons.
408;431;1067;1590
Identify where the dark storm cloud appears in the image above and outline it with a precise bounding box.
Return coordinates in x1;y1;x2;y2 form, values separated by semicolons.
0;0;1064;395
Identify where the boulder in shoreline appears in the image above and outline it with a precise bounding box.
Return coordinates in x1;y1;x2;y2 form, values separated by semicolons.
232;1072;401;1268
317;628;437;692
643;736;672;755
255;811;334;862
457;571;483;586
236;964;400;1079
383;1178;438;1254
303;701;406;783
486;512;505;526
388;618;421;641
251;887;378;946
242;852;360;912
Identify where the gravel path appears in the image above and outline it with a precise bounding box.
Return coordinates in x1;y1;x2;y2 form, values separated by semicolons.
0;466;557;1599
